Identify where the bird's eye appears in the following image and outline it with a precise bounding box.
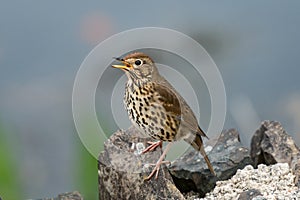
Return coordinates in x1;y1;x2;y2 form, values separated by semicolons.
134;59;143;66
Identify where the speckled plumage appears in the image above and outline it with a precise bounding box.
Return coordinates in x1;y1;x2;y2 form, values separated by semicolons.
124;81;180;142
112;52;215;178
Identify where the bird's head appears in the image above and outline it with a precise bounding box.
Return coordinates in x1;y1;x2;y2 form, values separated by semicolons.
112;52;159;86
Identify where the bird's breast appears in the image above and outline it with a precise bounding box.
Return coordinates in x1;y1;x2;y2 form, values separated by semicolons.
123;82;180;142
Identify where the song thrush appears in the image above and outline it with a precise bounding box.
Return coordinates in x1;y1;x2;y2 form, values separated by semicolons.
112;52;215;180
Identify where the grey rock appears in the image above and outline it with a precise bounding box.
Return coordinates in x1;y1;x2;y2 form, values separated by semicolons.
201;163;299;200
169;129;253;197
250;120;300;187
294;158;300;187
42;191;83;200
183;191;201;200
238;189;262;200
98;126;185;200
252;196;267;200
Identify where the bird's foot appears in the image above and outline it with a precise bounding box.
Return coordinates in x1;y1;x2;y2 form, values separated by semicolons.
143;142;173;181
142;141;163;154
144;160;170;181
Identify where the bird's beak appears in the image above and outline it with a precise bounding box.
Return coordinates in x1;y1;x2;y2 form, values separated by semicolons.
112;57;133;70
112;64;130;70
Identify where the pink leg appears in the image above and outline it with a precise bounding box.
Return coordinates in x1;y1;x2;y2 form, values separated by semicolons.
144;142;172;181
142;141;163;154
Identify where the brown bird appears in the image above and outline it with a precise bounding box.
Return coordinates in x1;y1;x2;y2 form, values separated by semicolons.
112;52;215;180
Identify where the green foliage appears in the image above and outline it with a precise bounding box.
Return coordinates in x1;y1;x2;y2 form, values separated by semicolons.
73;112;113;199
0;123;22;199
75;138;98;200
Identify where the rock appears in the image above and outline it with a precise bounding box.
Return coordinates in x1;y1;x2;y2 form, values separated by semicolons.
42;191;83;200
98;126;185;200
55;192;83;200
169;129;253;197
200;163;300;200
237;189;262;200
250;120;300;186
98;120;300;199
294;159;300;187
183;191;202;200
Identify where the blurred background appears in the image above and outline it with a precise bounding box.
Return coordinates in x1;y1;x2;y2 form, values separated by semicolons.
1;1;300;199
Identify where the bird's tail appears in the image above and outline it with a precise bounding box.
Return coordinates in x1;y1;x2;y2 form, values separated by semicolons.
189;133;216;176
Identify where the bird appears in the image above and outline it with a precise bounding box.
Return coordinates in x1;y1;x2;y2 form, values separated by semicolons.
112;52;215;180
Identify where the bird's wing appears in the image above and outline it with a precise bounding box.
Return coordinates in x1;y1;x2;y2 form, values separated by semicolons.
154;80;207;138
153;83;181;116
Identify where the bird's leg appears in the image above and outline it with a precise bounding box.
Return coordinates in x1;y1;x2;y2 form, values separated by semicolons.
142;140;163;154
144;142;172;181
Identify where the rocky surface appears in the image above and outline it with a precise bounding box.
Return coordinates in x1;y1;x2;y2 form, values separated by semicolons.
237;189;262;200
98;121;300;199
199;163;300;200
98;126;185;200
42;191;83;200
250;120;300;187
169;129;253;197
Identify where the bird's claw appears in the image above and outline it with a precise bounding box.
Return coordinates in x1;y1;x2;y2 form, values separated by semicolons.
144;161;170;181
142;141;163;154
143;142;173;181
144;163;160;181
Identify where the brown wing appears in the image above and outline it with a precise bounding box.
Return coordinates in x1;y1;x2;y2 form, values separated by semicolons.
155;78;208;138
153;83;181;117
